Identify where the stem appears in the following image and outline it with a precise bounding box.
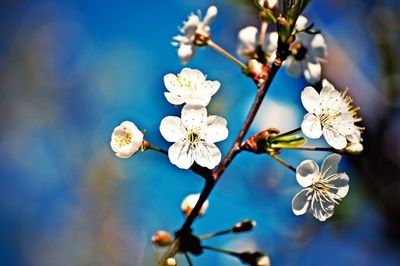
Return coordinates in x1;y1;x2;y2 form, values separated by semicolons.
147;144;168;155
275;127;302;138
207;39;248;70
184;253;193;266
271;144;335;152
202;245;238;256
258;21;268;47
199;229;232;240
269;154;296;172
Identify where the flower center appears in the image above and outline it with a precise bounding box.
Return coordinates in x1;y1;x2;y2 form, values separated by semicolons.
114;130;132;147
312;182;330;192
290;42;308;61
177;74;195;91
186;129;201;145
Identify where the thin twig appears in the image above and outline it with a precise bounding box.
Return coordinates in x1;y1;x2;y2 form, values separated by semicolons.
271;144;335;152
269;154;296;172
207;39;248;70
184;253;193;266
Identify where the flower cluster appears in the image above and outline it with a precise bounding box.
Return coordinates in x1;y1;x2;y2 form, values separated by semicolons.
160;68;228;170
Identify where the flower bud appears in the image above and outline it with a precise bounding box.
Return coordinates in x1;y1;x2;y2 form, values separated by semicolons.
239;251;271;266
181;194;209;217
151;230;173;247
242;128;280;154
248;59;269;86
110;121;144;158
345;142;363;155
166;258;177;266
232;220;256;233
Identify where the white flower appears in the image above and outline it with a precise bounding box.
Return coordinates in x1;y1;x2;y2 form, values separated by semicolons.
301;79;363;150
173;6;218;64
284;16;327;83
264;31;278;64
292;154;349;222
237;26;258;60
259;0;278;9
236;26;278;64
163;68;220;106
110;121;144;158
181;193;209;217
160;104;228;169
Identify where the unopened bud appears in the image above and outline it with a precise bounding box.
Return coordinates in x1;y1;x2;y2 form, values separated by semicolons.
239;251;271;266
345;142;363;155
181;194;209;217
242;128;280;154
166;258;177;266
152;230;172;247
248;59;269;86
232;220;256;233
256;255;271;266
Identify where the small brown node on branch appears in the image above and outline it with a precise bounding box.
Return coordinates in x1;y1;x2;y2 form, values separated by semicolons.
242;128;281;155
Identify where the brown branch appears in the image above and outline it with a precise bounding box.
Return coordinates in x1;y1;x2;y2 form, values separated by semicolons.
158;40;290;265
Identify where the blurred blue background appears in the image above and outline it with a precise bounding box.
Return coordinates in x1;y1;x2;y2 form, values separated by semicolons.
0;0;399;265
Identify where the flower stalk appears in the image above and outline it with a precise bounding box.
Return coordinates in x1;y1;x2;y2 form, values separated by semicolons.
207;39;248;70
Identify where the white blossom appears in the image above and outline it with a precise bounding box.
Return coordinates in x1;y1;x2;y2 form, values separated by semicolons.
301;79;363;150
237;26;258;60
259;0;278;9
284;16;327;83
236;26;278;64
163;68;220;106
173;6;218;64
292;154;349;222
110;121;144;158
160;104;228;169
181;193;209;217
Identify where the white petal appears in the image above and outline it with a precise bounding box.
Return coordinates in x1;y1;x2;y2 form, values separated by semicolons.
186;96;212;107
237;26;258;59
163;73;179;92
301;113;322;139
311;200;335;222
322;79;335;91
178;44;195;64
296;159;320;187
202;80;221;96
292;189;312;215
321;153;341;178
203;115;228;143
160;116;185;142
264;31;278;53
194;142;222;169
180;68;206;83
329;173;350;198
164;92;185;105
182;14;200;36
285;56;303;77
301;86;320;113
295;15;308;30
308;34;327;60
181;104;207;129
304;61;321;83
202;6;218;27
323;127;347;149
168;141;195;169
